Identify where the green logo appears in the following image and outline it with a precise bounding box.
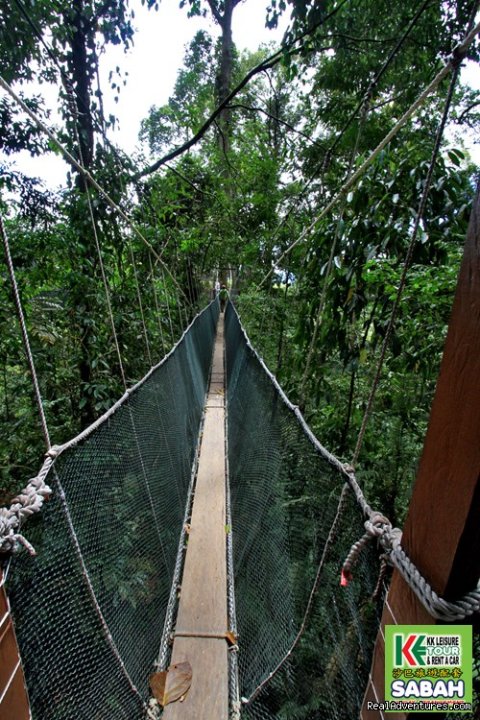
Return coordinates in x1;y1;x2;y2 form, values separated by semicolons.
394;633;426;666
382;625;473;714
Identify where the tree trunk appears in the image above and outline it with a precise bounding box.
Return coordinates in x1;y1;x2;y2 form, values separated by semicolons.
216;0;234;157
65;0;97;429
69;0;95;171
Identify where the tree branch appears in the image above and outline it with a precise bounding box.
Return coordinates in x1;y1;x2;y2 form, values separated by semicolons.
205;0;222;25
133;0;353;180
226;102;323;145
457;99;480;122
133;56;279;179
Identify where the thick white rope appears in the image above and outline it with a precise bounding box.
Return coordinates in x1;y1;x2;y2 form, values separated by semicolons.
0;213;54;555
229;304;480;710
0;459;53;555
235;294;480;622
342;511;480;622
0;302;217;558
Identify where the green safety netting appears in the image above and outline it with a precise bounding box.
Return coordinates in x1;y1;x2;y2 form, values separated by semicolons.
7;301;219;720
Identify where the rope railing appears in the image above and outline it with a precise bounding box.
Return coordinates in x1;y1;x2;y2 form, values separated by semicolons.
342;512;480;622
0;301;219;557
1;6;479;718
226;302;480;712
4;299;219;720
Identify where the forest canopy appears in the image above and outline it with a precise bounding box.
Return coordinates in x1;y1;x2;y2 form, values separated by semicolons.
0;0;479;531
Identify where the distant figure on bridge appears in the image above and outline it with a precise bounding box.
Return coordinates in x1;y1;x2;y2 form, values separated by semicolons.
214;279;220;297
219;284;228;313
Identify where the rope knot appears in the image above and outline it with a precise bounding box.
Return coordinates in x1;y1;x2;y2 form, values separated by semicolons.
46;445;61;459
364;511;391;538
342;508;480;620
0;472;52;556
341;510;401;587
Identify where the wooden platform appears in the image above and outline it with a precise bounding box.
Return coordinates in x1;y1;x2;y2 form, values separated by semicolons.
361;184;480;719
163;315;228;719
0;571;30;720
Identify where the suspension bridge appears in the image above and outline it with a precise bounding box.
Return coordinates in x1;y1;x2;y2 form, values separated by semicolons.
1;239;480;718
1;7;480;720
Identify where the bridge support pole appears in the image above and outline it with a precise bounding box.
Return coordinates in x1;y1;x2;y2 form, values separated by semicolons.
361;186;480;719
163;315;229;719
0;570;31;720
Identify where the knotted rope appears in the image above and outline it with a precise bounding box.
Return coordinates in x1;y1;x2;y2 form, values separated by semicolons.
342;510;480;622
0;457;53;555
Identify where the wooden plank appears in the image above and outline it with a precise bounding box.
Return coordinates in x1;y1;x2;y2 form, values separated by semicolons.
209;381;225;394
163;318;228;720
0;571;30;720
362;185;480;719
205;396;225;409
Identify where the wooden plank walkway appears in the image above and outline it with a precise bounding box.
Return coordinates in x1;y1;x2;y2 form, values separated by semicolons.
163;315;228;719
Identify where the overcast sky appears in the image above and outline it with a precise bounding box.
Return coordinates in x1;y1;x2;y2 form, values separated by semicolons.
103;0;288;151
8;0;289;189
4;1;480;190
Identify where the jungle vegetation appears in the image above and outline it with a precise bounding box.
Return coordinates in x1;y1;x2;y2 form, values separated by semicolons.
0;0;479;531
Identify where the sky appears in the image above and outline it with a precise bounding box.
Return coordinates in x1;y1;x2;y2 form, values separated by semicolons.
3;1;480;190
8;0;289;189
102;0;288;151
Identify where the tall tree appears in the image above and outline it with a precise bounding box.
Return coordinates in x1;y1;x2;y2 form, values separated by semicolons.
181;0;245;155
55;0;134;425
1;0;154;429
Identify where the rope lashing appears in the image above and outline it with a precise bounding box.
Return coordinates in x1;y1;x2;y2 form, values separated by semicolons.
341;512;480;622
0;457;53;555
341;511;400;586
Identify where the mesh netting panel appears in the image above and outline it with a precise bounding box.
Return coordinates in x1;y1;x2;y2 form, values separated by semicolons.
7;301;219;720
225;303;383;720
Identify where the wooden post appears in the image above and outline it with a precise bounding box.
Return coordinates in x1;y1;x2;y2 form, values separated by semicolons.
0;570;31;720
361;185;480;719
162;316;229;720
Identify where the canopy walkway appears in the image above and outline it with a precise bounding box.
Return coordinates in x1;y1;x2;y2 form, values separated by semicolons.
1;300;381;720
2;229;480;717
1;10;480;719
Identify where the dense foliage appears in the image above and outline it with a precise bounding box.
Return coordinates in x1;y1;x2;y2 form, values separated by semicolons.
1;0;479;527
0;0;479;713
